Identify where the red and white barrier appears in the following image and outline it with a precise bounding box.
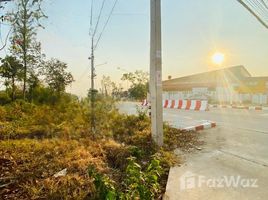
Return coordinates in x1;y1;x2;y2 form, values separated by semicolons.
182;121;216;132
141;99;149;106
162;100;208;111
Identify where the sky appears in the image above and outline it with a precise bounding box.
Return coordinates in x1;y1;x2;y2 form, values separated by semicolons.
1;0;268;97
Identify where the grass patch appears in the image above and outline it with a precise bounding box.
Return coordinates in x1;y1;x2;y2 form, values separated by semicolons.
0;100;203;199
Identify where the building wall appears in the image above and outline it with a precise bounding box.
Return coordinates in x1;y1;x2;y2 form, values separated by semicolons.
163;89;268;105
162;66;268;105
252;94;267;105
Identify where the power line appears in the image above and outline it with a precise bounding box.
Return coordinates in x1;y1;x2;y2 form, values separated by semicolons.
249;0;268;16
94;0;118;50
237;0;268;29
244;0;268;17
89;0;94;35
92;0;106;38
88;0;118;134
251;0;268;18
245;0;266;18
262;0;268;9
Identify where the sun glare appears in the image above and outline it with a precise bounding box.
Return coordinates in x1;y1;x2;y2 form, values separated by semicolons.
212;52;225;65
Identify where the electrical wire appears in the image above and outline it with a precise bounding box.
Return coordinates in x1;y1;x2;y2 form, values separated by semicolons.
237;0;268;29
94;0;118;50
89;0;93;35
260;0;268;9
245;0;265;17
253;0;268;16
249;0;268;20
92;0;106;38
256;0;268;18
246;0;268;18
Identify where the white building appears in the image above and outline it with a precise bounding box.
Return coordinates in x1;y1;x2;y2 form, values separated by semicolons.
163;66;268;105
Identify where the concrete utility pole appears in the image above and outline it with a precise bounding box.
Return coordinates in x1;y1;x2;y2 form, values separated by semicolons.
150;0;163;146
89;37;96;133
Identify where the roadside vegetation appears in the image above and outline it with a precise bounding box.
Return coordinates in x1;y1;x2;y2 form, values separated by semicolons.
0;0;203;199
100;70;149;101
0;97;203;199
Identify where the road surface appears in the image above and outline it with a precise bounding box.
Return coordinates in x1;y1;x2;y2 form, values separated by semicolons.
118;102;268;200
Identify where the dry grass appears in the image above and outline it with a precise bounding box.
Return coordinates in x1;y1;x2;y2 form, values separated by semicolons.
0;139;109;199
0;100;203;199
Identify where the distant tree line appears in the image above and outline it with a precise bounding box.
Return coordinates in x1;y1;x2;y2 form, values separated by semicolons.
121;70;149;101
0;0;74;105
0;0;148;104
99;70;149;101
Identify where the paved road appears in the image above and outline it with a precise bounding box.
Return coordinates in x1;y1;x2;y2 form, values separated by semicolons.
118;101;268;131
118;102;268;200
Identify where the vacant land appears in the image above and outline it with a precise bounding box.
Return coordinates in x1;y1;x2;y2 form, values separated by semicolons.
0;99;202;199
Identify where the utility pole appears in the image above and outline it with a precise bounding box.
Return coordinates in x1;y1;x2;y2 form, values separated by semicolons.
150;0;163;146
89;37;96;134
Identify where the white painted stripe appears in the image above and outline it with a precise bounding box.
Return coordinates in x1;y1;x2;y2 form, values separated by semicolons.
174;100;179;109
249;106;255;110
190;100;197;110
181;100;187;109
200;101;208;111
203;122;212;129
183;126;196;131
180;121;216;132
167;100;172;108
142;100;147;106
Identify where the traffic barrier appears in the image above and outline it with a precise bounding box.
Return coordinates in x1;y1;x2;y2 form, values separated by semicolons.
181;121;216;132
162;100;208;111
141;99;149;106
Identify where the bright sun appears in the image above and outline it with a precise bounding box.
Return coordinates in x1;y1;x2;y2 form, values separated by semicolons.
212;52;225;65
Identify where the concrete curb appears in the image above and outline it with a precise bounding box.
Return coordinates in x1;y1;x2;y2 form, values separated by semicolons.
181;121;216;132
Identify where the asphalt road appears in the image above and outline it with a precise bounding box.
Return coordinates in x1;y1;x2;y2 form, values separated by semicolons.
118;101;268;131
118;102;268;200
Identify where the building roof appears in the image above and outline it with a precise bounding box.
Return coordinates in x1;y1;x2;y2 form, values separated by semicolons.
163;66;256;91
164;65;251;84
243;77;268;81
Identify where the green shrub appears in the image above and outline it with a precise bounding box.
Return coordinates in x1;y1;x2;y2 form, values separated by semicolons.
88;165;118;200
88;156;163;200
122;157;162;200
0;91;11;105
